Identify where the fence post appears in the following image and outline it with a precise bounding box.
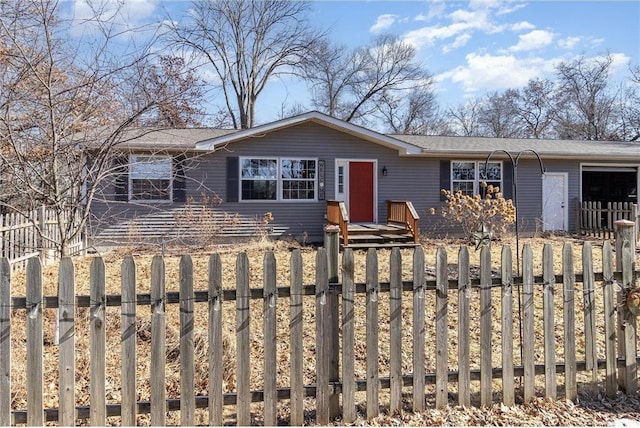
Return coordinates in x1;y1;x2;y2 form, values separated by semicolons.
323;225;340;419
614;219;636;391
633;204;639;246
615;219;635;269
0;258;11;427
574;198;582;235
38;205;46;263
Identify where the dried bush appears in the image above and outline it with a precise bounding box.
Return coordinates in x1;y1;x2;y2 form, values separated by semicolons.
431;183;516;241
174;192;240;246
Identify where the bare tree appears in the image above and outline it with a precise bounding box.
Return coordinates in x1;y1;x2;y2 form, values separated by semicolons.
132;55;207;127
446;99;484;137
511;78;556;139
300;40;362;119
617;64;640;141
302;34;430;127
0;0;188;256
168;0;323;129
553;54;618;140
476;90;522;138
377;85;447;135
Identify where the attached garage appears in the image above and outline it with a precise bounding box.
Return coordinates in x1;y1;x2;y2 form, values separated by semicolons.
582;166;638;204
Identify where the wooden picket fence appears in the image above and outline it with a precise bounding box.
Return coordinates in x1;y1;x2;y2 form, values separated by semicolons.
577;200;638;239
0;206;84;269
0;240;638;426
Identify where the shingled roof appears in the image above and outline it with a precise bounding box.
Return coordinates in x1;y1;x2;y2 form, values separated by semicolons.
111;128;236;150
390;134;640;160
97;112;640;160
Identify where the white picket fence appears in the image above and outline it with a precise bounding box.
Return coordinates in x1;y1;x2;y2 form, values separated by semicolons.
0;206;84;269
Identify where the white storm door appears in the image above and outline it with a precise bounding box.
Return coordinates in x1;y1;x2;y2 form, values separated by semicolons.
542;173;568;231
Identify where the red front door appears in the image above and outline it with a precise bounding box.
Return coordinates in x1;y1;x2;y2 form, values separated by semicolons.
349;162;374;223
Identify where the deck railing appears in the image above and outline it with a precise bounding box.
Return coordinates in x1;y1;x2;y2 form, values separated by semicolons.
387;200;420;242
326;200;349;246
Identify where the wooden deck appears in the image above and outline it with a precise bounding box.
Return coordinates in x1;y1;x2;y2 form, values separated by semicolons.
327;200;421;249
344;223;418;249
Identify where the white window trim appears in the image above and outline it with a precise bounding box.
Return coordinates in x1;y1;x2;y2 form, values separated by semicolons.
239;156;319;202
129;154;173;203
451;160;503;195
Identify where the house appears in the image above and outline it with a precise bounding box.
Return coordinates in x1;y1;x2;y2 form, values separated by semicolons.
90;111;640;246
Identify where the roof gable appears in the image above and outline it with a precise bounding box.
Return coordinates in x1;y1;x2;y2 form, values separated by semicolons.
195;111;422;155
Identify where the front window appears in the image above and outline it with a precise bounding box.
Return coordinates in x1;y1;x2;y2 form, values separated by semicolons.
240;157;317;201
241;158;277;200
452;161;502;196
130;155;172;201
282;159;316;200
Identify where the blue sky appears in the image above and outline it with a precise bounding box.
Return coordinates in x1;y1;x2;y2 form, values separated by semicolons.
66;0;640;125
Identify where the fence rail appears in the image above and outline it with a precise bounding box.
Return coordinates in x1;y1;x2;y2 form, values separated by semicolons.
577;200;638;240
0;206;83;269
0;239;638;425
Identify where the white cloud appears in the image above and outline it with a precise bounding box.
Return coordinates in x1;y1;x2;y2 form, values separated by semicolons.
437;53;556;94
414;14;428;22
370;14;399;33
440;52;632;98
558;36;581;49
404;22;469;49
610;52;631;70
495;2;528;16
70;0;159;35
75;0;158;22
509;29;554;52
403;4;506;50
511;21;535;32
594;52;631;74
442;34;472;53
415;1;446;22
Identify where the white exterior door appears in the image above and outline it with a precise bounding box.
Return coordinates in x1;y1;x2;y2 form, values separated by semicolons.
542;173;568;231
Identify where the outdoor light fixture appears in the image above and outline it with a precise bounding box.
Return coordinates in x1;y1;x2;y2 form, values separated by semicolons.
382;166;388;176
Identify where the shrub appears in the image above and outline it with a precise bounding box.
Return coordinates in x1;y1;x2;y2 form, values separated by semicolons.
431;183;516;241
174;192;240;246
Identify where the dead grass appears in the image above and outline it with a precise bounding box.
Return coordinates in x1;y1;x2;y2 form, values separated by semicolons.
6;234;640;426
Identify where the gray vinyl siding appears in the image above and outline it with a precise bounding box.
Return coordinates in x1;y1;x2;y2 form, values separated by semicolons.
192;122;440;242
426;158;580;237
90;121;637;242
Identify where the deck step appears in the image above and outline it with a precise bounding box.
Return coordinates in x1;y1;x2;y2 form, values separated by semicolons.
380;233;413;241
342;222;417;249
348;234;385;242
345;242;420;249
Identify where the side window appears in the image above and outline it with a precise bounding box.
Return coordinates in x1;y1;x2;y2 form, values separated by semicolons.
451;161;502;196
479;162;502;196
129;155;172;201
451;161;476;196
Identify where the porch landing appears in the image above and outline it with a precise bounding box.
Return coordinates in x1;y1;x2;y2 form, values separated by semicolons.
345;222;419;249
327;200;421;249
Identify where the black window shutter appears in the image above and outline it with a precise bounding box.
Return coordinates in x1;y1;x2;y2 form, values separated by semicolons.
439;160;450;201
113;154;129;201
502;161;513;200
226;156;239;202
173;154;186;203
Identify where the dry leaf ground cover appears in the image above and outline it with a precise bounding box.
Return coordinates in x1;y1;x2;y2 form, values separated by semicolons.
6;235;640;426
